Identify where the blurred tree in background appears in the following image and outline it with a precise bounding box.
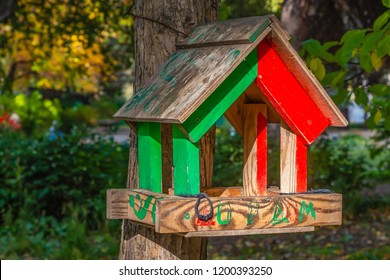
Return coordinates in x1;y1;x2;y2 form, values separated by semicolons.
0;0;134;96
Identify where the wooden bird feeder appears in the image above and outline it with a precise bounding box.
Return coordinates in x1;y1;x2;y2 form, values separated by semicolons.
107;15;348;237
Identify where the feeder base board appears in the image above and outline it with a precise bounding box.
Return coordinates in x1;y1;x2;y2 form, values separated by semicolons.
107;188;342;235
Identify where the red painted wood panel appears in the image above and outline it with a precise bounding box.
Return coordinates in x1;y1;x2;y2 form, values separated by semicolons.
256;40;330;144
296;137;307;193
256;111;267;195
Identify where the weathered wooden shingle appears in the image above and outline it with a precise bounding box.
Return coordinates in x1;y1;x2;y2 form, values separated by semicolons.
114;25;271;123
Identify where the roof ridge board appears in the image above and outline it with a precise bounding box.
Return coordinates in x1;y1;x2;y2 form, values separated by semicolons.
176;40;252;50
177;15;272;48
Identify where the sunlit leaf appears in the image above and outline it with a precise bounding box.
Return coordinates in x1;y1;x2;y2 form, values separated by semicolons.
330;71;346;89
315;59;326;81
373;10;390;30
371;51;383;70
309;57;318;71
374;110;382;125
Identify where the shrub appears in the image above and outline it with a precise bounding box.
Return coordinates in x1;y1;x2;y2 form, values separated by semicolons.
0;128;128;259
308;134;387;215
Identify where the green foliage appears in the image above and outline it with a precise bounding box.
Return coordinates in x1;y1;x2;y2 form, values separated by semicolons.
213;126;243;186
299;3;390;131
220;0;284;20
0;128;128;259
0;90;125;136
309;135;389;215
0;91;62;136
0;0;134;95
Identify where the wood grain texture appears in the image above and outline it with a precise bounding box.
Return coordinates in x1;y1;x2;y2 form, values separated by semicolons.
114;28;271;125
201;187;243;197
184;226;314;237
256;40;330;145
224;93;248;136
243;82;280;123
181;47;258;142
176;16;271;48
280;122;297;194
243;104;267;196
156;192;342;233
269;22;348;127
280;122;307;193
107;189;169;225
137;122;162;192
107;189;342;234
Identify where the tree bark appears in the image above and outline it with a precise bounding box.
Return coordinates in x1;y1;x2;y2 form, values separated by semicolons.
281;0;385;48
119;0;219;260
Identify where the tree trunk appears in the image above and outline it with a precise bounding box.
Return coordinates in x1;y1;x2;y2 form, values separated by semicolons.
119;0;219;260
281;0;385;48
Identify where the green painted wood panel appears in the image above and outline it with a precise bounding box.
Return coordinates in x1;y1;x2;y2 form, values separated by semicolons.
173;126;200;195
137;122;162;193
182;48;258;142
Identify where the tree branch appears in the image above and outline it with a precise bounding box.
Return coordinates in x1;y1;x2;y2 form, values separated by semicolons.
344;71;365;84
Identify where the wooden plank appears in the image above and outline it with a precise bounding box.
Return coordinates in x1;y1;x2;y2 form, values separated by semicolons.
177;16;271;48
201;187;243;197
243;82;280;123
107;189;342;234
269;22;348;127
280;122;307;193
114;28;271;125
296;136;308;193
137;122;162;192
181;48;258;142
184;226;314;237
280;122;297;194
224;93;248;136
155;192;342;233
125;121;136;132
243;104;268;196
173;126;200;195
256;40;330;145
106;189;169;226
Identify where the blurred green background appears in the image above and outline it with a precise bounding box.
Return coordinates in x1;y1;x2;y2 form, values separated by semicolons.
0;0;389;259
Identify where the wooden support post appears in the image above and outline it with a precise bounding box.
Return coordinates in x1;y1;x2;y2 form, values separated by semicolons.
137;122;162;193
243;104;268;196
280;122;307;193
173;126;200;195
